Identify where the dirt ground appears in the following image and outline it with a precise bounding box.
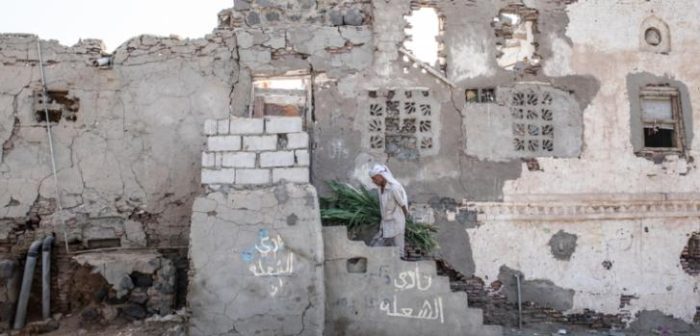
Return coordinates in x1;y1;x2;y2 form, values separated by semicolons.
10;314;185;336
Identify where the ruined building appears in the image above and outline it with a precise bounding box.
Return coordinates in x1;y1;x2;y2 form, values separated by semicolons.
0;0;699;335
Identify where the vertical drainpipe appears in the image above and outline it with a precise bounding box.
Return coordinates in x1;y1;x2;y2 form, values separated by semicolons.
41;235;55;320
13;239;43;329
515;274;522;329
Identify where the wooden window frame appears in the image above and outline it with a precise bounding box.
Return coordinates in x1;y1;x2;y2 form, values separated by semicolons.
638;86;685;154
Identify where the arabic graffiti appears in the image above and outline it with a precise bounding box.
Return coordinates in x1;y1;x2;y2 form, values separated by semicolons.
240;229;295;297
380;296;444;323
380;264;445;323
393;264;432;291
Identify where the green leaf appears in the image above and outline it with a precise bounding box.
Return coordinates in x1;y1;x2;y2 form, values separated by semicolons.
320;180;438;253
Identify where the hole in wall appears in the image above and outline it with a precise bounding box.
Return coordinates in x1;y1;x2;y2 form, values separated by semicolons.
466;88;496;103
644;27;662;46
404;7;440;66
251;76;310;118
346;257;367;273
86;238;121;249
680;232;700;276
492;5;540;72
34;90;80;123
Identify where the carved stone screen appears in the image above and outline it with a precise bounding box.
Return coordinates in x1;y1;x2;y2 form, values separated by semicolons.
462;85;582;161
510;89;555;154
363;89;440;159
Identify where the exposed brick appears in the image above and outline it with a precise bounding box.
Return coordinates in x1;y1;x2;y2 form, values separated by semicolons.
242;135;277;151
295;150;309;166
230;117;264;134
217;119;230;134
260;151;295;168
201;168;235;184
286;132;308;149
203;119;217;135
235;169;271;185
272;167;309;183
264;116;302;134
221;152;256;168
207;135;241;151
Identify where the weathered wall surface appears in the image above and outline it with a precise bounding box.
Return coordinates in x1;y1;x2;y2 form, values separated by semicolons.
309;0;700;329
0;0;699;332
0;32;237;249
188;117;324;336
323;226;501;336
464;197;700;325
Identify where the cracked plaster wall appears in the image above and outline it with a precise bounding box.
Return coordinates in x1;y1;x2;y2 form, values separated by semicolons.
0;32;238;247
0;0;700;329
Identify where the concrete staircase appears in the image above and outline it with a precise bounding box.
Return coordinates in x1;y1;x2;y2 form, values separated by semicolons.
323;226;502;336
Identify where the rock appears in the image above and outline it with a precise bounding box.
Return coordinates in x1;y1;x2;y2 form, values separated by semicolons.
233;0;250;10
100;304;119;322
80;306;99;323
0;260;16;279
344;9;364;26
129;288;149;304
329;10;344;26
265;11;280;22
52;313;63;321
246;12;261;26
122;304;147;320
24;319;60;334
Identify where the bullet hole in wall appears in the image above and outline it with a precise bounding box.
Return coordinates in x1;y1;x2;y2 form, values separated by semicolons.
34;90;80;123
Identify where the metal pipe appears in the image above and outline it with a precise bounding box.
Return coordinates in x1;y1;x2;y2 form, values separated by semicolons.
36;40;70;254
14;239;43;329
41;235;55;320
515;274;522;329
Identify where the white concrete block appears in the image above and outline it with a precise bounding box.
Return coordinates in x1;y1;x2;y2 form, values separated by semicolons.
260;151;295;168
242;135;277;151
221;152;256;168
201;152;216;168
272;167;309;183
215;153;223;167
201;168;235;184
204;119;218;135
230;117;264;134
207;135;241;151
235;169;271;185
286;132;309;149
295;150;310;166
217;119;230;134
265;116;303;134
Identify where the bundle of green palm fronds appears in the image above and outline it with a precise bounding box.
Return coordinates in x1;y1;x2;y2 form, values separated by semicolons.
320;181;438;253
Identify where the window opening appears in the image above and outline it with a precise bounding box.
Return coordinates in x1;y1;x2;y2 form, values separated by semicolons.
251;76;311;118
466;88;496;103
640;86;683;151
403;6;445;71
492;5;540;72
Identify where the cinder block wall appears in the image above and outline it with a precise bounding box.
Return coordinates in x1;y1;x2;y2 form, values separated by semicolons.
201;116;310;185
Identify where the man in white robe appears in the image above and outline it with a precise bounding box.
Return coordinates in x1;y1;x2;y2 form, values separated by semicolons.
369;164;409;258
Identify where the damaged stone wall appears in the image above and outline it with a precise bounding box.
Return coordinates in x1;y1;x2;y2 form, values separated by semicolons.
188;116;324;336
0;32;238;249
462;197;700;327
0;0;699;333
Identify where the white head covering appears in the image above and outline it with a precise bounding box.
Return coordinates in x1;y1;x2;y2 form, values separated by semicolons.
369;164;407;202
